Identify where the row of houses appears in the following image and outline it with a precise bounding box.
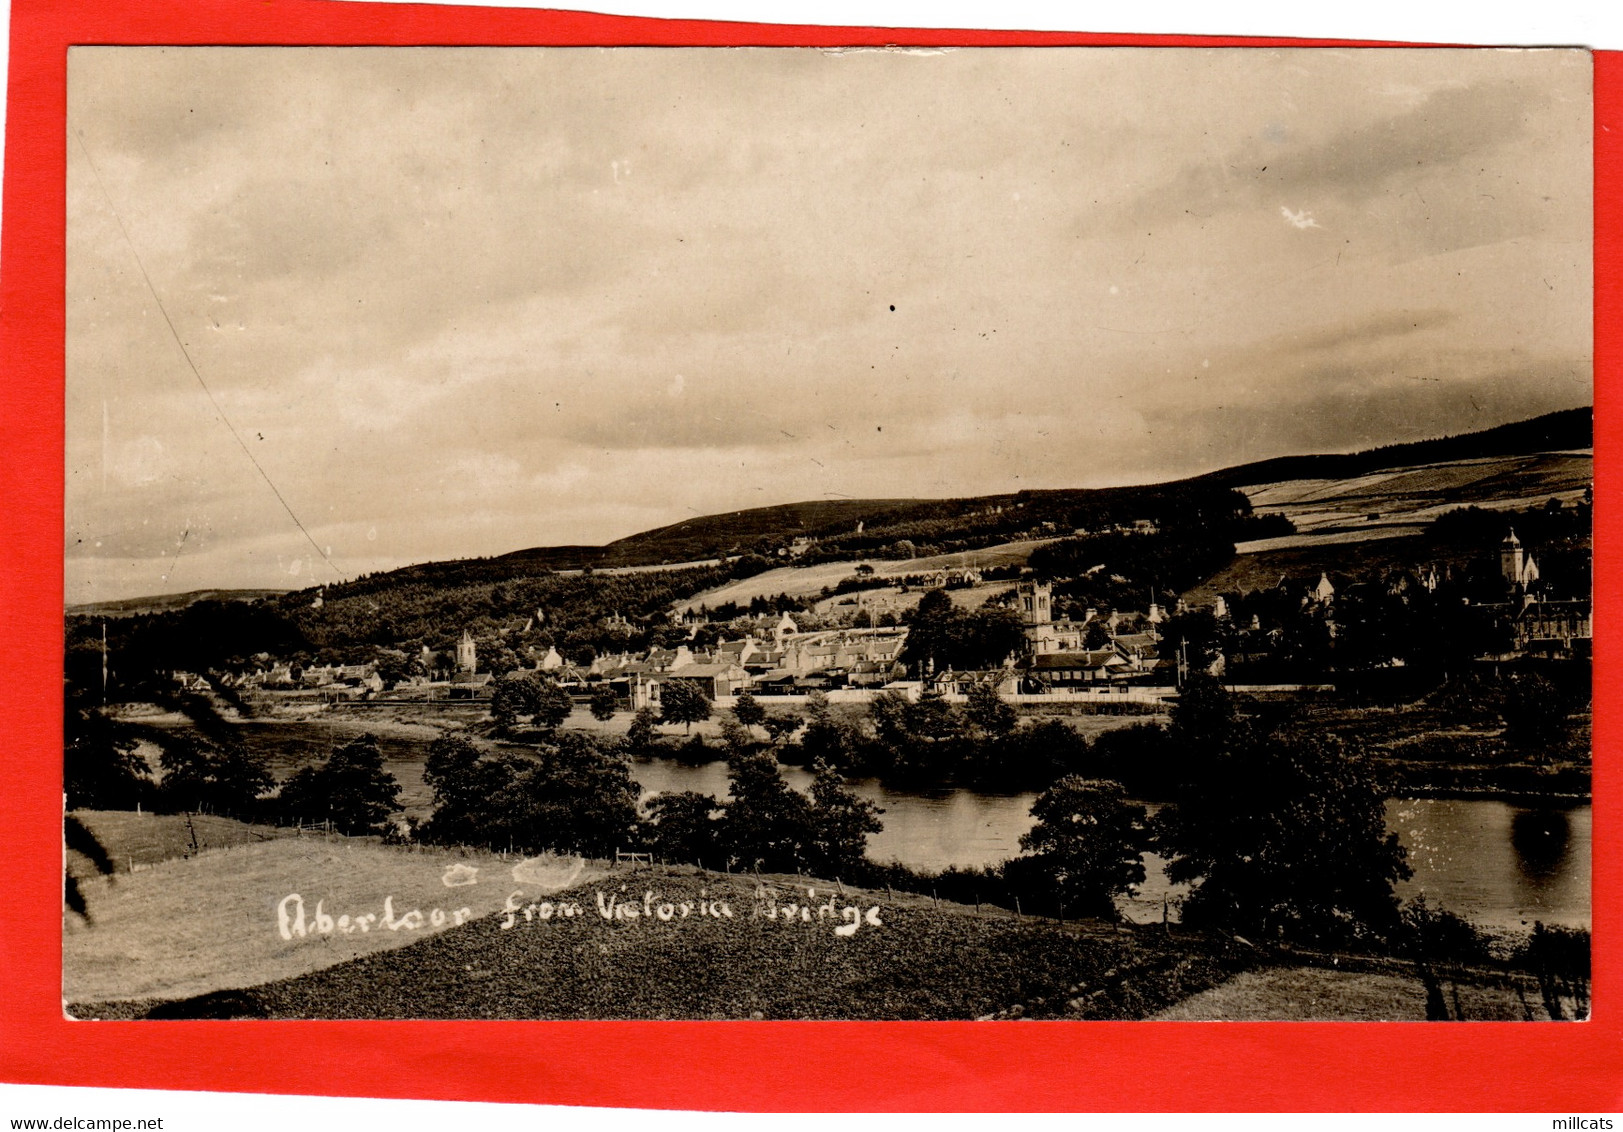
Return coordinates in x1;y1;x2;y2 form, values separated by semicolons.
586;625;912;709
205;662;385;695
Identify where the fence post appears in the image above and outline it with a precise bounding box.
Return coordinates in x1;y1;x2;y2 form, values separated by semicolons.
1015;896;1022;921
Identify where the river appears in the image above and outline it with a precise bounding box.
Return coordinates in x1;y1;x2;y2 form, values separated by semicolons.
633;756;1591;934
226;719;1592;935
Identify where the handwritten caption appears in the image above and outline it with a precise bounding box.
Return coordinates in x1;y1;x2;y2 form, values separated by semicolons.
277;894;472;940
501;885;884;937
276;855;885;942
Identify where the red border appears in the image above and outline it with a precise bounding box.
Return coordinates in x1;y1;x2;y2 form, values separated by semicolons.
1;0;1614;1111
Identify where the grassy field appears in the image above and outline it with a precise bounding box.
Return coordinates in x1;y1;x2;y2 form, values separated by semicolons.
65;838;1564;1022
71;863;1253;1020
72;810;302;871
675;539;1056;613
1150;962;1544;1021
65;816;603;1005
1182;533;1481;606
1197;451;1592;596
1244;453;1590;533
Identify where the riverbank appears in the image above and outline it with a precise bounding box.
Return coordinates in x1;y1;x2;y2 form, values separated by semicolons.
115;711;1592;932
236;697;1590;807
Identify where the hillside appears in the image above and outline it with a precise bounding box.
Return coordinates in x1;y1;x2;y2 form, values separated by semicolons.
1192;406;1590;490
66;407;1592;673
522;481;1248;570
71;860;1251;1020
1236;452;1591;553
596;499;919;566
492;406;1590;570
1176;449;1592;604
67;588;289;618
70;855;1554;1022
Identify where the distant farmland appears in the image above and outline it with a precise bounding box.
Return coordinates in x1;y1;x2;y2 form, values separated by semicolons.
675;538;1055;613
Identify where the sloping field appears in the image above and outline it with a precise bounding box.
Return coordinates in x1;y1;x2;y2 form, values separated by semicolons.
676;539;1056;613
1241;453;1590;552
72;865;1249;1020
1181;533;1482;605
65;825;599;1005
1150;964;1540;1021
72;810;301;870
812;583;1014;619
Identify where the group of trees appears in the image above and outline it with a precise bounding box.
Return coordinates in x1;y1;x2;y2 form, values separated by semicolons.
1030;528;1239;614
274;735;402;835
642;752;880;879
416;732;640;856
706;686;1094;793
971;677;1413;947
64;647;270;817
1176;499;1592;693
416;725;881;879
900;588;1026;675
792;483;1256;566
489;672;576;733
62;605;1506;959
67;552;785;685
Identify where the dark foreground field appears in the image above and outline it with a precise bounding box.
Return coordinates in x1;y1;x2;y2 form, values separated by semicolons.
73;863;1254;1020
69;815;1570;1022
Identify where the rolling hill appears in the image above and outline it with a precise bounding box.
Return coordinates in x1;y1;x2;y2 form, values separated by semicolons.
67;407;1591;670
67;588;290;618
493;406;1591;572
1191;406;1590;490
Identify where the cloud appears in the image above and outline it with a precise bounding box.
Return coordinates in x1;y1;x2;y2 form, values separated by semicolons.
1280;206;1321;230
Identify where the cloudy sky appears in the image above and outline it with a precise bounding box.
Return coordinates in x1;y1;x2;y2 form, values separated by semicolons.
65;47;1591;604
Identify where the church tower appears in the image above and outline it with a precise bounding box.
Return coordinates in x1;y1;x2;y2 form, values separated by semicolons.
456;629;477;674
1017;580;1053;627
1501;530;1539;590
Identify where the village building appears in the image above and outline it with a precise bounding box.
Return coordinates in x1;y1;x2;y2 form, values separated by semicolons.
1025;649;1131;690
1016;580;1094;654
1501;530;1541;590
665;660;750;699
1515;598;1592;656
535;645;564;672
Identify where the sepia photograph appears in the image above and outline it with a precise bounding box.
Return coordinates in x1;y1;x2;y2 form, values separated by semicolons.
62;44;1592;1022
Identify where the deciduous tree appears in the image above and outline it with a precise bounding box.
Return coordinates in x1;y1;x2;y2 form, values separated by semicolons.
157;733;273;816
806;760;882;879
277;734;402;836
1008;776;1146;920
1152;730;1410;946
660;678;713;733
588;685;620;722
489;672;541;732
643;790;723;864
732;691;766;735
719;750;816;872
531;679;575;732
